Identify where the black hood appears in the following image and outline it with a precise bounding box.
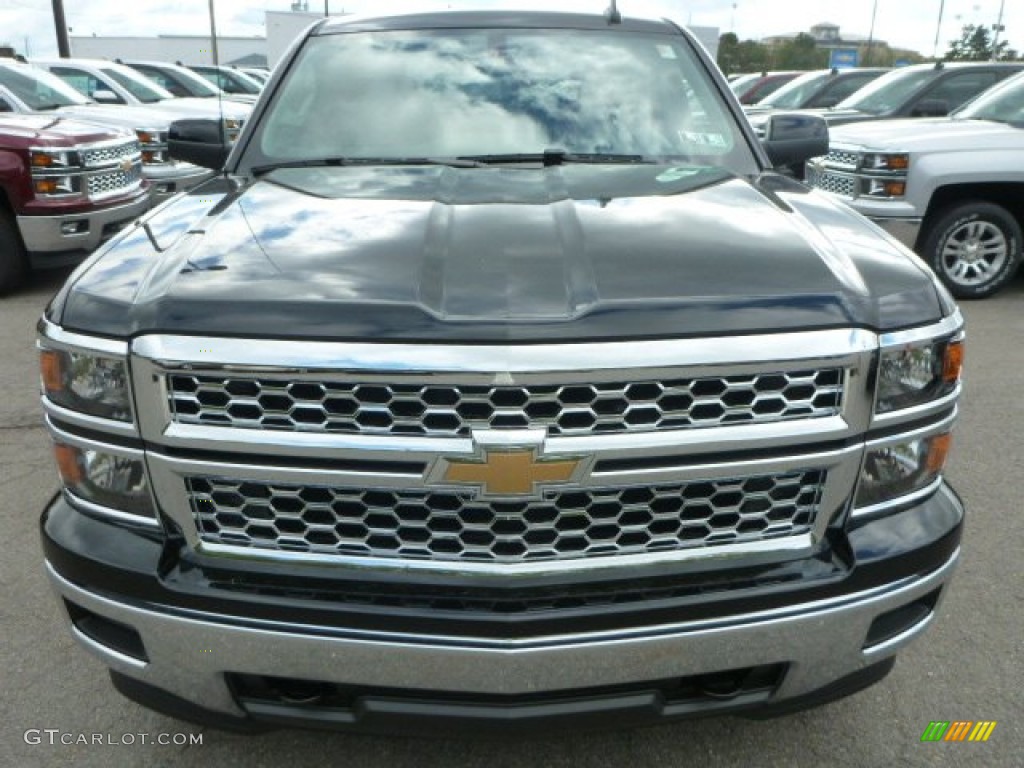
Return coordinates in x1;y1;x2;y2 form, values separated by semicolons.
54;164;945;342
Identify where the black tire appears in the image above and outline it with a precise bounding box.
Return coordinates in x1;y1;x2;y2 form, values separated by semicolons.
0;207;28;296
920;201;1022;300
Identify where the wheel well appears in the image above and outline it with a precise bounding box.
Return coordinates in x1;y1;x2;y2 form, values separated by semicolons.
0;187;28;251
922;183;1024;246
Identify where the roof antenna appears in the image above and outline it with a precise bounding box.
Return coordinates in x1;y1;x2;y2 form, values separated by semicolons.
605;0;622;25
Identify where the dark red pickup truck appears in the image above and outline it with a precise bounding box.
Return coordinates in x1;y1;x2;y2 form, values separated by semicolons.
0;113;150;293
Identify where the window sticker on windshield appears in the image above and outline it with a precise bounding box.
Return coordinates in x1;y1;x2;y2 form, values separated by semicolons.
679;131;728;148
656;44;677;60
656;167;703;182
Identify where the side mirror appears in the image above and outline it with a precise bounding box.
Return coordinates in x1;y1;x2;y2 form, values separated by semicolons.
0;98;11;113
168;118;230;170
760;113;829;169
92;89;122;105
911;98;949;117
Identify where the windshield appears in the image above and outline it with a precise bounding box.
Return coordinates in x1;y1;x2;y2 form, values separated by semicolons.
0;63;90;109
954;72;1024;124
836;67;936;115
250;28;757;173
758;71;828;108
99;66;173;103
194;66;261;95
728;73;759;96
164;66;222;97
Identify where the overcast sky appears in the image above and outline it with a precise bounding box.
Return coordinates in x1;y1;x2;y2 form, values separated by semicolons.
2;0;1019;61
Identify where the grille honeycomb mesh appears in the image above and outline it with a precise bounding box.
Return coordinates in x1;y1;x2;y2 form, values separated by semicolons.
168;369;843;437
187;470;826;564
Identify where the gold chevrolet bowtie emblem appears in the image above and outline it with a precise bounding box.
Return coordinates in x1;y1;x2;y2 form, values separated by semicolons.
443;448;583;497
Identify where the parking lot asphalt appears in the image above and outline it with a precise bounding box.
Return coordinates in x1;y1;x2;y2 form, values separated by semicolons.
2;267;1021;768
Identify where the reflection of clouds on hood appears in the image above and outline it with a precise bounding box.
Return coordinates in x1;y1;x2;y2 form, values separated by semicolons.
260;28;727;161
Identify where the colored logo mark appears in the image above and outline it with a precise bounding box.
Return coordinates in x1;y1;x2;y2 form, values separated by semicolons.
921;721;997;742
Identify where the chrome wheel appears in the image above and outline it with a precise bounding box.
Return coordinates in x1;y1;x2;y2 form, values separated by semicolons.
938;219;1008;287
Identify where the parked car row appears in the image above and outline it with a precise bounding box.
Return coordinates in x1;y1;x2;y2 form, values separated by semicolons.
0;55;265;293
736;62;1024;299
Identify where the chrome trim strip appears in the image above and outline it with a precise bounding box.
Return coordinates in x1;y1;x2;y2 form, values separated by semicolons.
878;310;963;348
148;415;854;463
190;535;816;578
63;489;162;530
46;417;146;460
45;550;959;711
41;397;139;438
871;384;961;428
132;329;878;374
38;318;129;357
851;477;944;521
864;409;957;451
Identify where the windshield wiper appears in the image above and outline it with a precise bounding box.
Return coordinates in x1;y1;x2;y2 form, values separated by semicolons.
249;156;488;176
457;150;653;166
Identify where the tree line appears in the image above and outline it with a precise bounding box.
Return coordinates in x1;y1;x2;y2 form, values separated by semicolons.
717;24;1018;75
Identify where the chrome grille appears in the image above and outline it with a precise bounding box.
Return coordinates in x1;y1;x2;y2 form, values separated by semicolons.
86;166;142;198
808;171;856;198
167;369;844;437
80;140;141;168
823;149;860;168
187;470;827;564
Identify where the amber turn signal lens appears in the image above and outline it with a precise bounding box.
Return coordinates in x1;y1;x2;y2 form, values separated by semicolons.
943;339;964;383
887;155;910;171
54;443;85;486
34;179;58;194
926;433;953;474
39;349;64;394
31;153;54;167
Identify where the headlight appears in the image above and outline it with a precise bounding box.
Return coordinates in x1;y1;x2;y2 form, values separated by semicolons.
876;337;963;414
862;152;909;171
30;149;75;169
54;442;155;518
40;348;132;421
865;178;906;198
33;175;82;196
855;432;951;509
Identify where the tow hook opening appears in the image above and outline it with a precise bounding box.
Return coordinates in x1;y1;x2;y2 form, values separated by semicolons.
863;587;942;649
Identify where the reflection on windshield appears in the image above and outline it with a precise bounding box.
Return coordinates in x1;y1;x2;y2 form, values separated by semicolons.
100;67;171;103
0;64;88;110
256;29;756;174
836;68;935;115
955;72;1024;124
760;72;827;108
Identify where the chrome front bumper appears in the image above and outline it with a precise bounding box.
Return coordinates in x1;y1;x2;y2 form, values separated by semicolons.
17;194;150;256
144;163;213;204
47;546;959;720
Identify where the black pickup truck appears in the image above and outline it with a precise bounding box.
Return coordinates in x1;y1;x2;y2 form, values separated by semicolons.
39;10;965;734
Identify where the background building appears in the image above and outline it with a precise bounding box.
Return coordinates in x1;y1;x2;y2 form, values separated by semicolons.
762;21;887;50
69;34;266;67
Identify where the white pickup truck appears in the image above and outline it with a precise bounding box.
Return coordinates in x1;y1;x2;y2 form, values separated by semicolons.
806;71;1024;299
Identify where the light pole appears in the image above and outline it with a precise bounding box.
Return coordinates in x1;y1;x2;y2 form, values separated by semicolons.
932;0;945;59
50;0;71;58
992;0;1007;59
865;0;879;67
207;0;219;66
